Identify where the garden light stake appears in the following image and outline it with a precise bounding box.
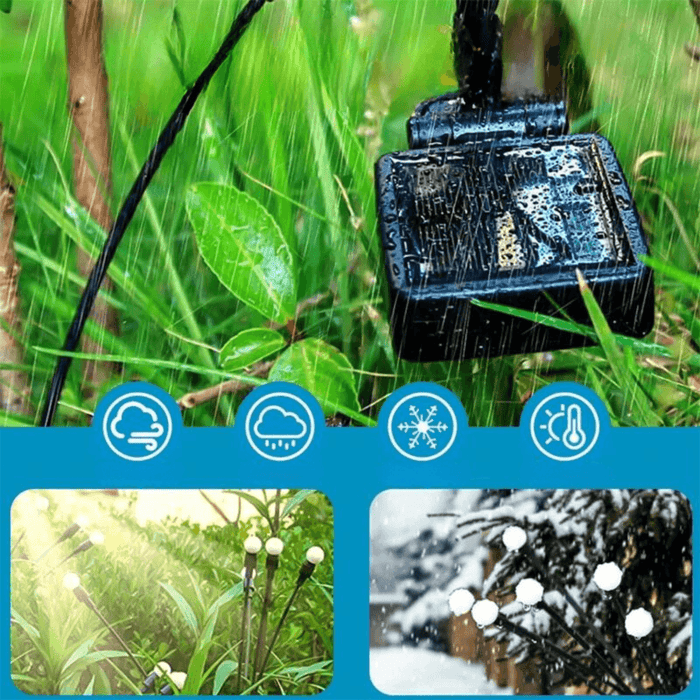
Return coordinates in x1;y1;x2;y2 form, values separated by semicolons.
252;537;285;681
63;573;147;678
40;0;277;426
35;515;89;562
141;662;172;694
258;546;325;679
236;535;262;692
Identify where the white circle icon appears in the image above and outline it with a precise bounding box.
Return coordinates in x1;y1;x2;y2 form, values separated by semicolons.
387;392;458;461
530;392;600;461
245;392;315;461
102;392;173;461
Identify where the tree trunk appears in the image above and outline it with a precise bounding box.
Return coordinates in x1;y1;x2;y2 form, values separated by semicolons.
64;0;119;392
0;125;31;417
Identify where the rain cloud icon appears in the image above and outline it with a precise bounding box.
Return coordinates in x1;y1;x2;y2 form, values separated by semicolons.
109;400;165;452
253;406;308;452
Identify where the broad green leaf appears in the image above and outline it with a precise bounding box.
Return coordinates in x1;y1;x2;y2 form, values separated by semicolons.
63;638;94;672
182;642;212;694
207;582;243;618
220;328;286;371
269;339;360;415
227;490;271;527
11;607;39;638
159;582;198;636
213;660;237;695
281;489;316;519
186;183;297;323
83;676;95;695
1;0;12;13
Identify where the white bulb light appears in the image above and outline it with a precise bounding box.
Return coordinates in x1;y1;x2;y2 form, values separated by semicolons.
306;546;325;564
89;531;105;546
515;578;544;606
63;573;81;590
448;588;475;616
76;515;90;529
593;562;623;591
244;536;262;554
154;662;171;677
502;526;527;551
168;672;187;690
265;537;284;556
36;496;50;512
625;608;653;638
471;600;499;627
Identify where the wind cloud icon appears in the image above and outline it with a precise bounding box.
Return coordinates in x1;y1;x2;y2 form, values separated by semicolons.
253;406;308;451
110;401;165;452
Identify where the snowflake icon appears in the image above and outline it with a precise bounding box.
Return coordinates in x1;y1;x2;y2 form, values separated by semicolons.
397;405;449;449
388;391;458;461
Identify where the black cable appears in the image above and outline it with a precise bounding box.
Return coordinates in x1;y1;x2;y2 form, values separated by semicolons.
40;0;276;426
452;0;503;104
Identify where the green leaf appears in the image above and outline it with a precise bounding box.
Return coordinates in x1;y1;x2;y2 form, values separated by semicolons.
281;660;333;681
281;489;316;519
576;270;661;426
220;328;286;371
640;255;700;293
63;638;95;672
182;642;212;694
227;490;272;527
11;607;39;639
159;582;198;636
269;339;360;415
1;0;12;13
83;676;95;695
213;660;237;695
186;183;297;323
207;582;243;618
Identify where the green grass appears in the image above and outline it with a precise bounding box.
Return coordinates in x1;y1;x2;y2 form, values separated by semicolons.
1;0;700;427
11;489;333;695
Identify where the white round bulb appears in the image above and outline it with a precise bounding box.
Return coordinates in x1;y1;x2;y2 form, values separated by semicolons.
306;546;325;564
625;608;653;638
36;496;50;512
76;515;90;529
593;562;623;591
515;578;544;606
63;573;81;590
265;537;284;556
244;536;262;554
154;662;171;677
169;672;187;690
89;531;105;546
503;526;527;551
448;588;475;616
471;600;499;627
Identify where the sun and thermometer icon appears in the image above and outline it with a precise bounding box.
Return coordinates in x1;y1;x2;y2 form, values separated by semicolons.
530;392;600;461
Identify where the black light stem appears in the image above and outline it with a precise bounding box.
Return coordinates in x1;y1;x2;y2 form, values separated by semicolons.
497;615;612;696
40;0;276;426
453;0;503;103
258;581;303;681
539;600;632;695
524;544;645;693
76;588;147;677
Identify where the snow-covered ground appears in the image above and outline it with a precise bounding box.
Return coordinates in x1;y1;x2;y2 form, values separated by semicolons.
370;647;513;695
